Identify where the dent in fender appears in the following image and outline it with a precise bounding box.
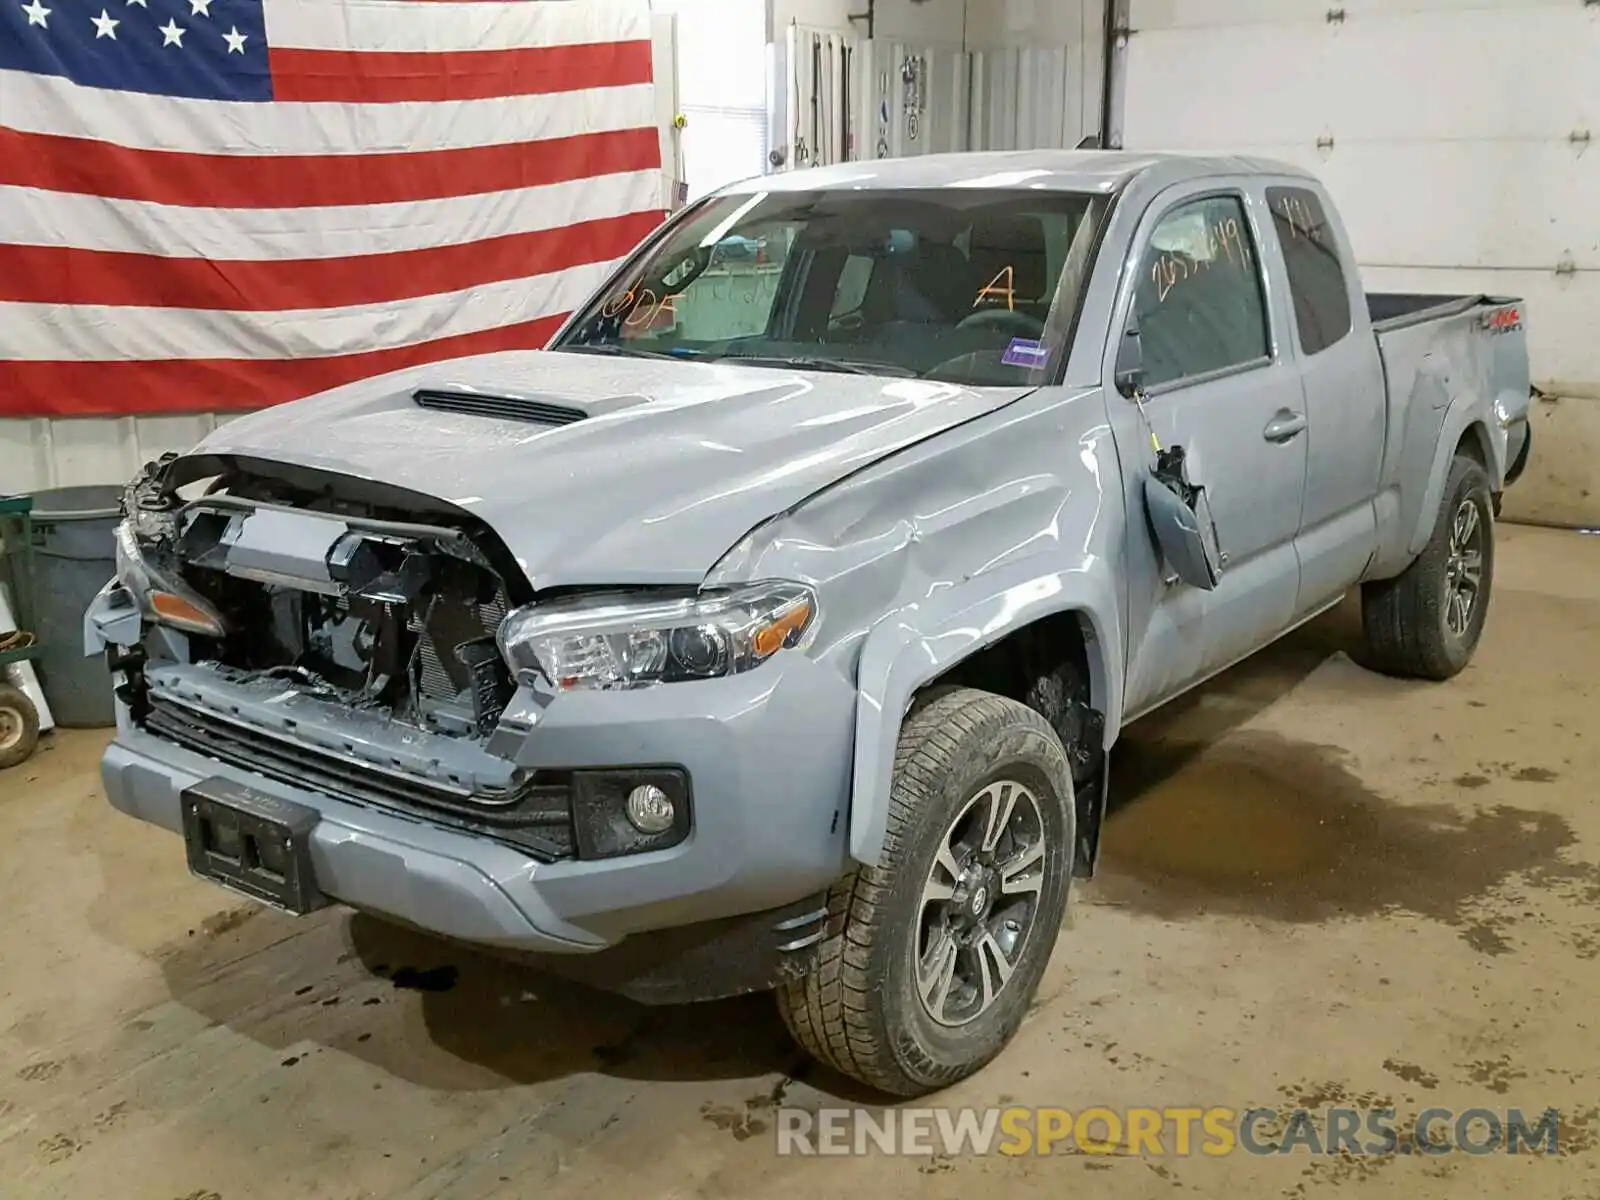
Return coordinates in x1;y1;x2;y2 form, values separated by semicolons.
847;563;1122;867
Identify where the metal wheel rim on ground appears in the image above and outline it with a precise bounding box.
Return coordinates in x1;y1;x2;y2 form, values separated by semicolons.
0;706;23;751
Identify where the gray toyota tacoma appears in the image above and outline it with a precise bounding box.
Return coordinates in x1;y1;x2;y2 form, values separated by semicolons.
88;151;1532;1097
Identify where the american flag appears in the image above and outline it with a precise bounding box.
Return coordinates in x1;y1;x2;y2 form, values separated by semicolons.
0;0;664;418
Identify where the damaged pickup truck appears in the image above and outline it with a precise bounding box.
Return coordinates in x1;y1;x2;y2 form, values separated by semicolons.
89;151;1532;1097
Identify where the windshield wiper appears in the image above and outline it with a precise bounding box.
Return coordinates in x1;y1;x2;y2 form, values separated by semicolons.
559;343;699;362
726;355;919;378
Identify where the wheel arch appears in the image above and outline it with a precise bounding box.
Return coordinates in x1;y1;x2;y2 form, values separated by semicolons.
848;563;1123;871
1406;404;1498;560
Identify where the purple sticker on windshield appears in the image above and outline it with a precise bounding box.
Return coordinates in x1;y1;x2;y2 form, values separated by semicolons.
1002;338;1051;369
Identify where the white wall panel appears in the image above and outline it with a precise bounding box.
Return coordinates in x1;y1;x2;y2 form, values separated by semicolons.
773;0;1106;158
969;30;1104;152
1123;0;1599;524
1123;0;1598;385
876;0;970;43
1129;0;1558;33
0;413;236;495
970;0;1096;46
771;0;858;36
862;40;974;158
1294;142;1599;274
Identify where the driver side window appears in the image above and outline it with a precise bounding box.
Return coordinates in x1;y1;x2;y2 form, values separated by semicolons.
1132;195;1269;389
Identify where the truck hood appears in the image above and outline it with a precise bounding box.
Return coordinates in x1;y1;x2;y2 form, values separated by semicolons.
195;350;1039;589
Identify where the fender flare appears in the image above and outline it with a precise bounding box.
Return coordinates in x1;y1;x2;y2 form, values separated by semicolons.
1405;395;1496;559
847;561;1123;866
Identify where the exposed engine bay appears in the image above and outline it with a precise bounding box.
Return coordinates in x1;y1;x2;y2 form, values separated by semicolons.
119;452;531;741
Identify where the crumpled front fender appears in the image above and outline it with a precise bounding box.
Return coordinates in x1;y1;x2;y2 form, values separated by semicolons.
83;579;141;657
847;560;1123;867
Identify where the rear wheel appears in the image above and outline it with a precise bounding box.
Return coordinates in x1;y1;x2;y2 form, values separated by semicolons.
1361;453;1494;680
776;688;1073;1097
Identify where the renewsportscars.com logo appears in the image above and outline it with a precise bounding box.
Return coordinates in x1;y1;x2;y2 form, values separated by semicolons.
774;1106;1566;1158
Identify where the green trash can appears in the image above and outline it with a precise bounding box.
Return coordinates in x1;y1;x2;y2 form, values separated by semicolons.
31;485;123;728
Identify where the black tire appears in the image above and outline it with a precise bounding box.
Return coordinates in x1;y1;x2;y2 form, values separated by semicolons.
776;688;1074;1097
0;683;40;770
1361;453;1495;680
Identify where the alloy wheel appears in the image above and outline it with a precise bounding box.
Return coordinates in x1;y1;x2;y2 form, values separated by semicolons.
915;780;1049;1027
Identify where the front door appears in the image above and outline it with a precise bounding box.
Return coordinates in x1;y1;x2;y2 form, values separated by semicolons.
1113;186;1311;718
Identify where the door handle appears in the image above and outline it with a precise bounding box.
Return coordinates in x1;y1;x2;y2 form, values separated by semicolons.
1263;409;1307;443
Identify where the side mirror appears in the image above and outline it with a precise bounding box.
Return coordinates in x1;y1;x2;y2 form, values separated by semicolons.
1114;325;1145;398
1142;446;1224;592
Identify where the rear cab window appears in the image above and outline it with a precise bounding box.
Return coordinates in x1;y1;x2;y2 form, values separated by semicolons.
1265;186;1353;356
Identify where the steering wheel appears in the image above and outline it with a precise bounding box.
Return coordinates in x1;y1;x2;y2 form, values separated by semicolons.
956;307;1047;337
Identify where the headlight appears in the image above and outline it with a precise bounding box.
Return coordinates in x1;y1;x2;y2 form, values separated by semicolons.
114;521;226;637
496;581;818;691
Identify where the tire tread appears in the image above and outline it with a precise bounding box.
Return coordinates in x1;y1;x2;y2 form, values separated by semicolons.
1361;454;1493;681
777;688;1068;1095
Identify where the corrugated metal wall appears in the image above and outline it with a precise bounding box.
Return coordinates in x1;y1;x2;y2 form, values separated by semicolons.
969;40;1104;154
862;40;975;159
862;40;1103;160
768;1;1106;166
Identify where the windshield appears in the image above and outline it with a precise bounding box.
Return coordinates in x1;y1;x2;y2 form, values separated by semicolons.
552;187;1104;386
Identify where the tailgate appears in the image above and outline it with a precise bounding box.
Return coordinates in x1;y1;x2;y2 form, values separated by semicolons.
1475;299;1533;430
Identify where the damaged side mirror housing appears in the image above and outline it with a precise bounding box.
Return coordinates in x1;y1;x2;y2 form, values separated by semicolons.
1112;325;1222;591
1143;446;1224;592
1114;325;1145;398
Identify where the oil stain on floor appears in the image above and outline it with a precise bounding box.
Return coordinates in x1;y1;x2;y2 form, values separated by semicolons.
1089;730;1582;927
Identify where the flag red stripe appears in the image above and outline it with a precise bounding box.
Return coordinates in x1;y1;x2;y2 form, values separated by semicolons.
269;39;654;104
0;126;661;209
0;316;567;418
0;211;661;310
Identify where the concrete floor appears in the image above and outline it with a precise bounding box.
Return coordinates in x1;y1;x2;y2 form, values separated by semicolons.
2;524;1598;1199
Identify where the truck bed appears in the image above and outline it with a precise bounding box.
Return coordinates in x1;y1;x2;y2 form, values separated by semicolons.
1366;291;1485;332
1364;290;1531;573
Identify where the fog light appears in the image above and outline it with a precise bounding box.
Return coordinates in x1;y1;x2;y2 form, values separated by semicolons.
625;784;676;834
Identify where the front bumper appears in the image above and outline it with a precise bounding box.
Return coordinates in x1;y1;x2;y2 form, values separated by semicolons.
102;650;857;957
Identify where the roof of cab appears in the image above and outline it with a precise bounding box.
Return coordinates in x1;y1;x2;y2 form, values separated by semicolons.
716;149;1317;196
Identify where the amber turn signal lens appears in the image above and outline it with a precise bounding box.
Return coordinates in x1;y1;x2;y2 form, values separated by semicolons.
752;599;812;659
150;590;222;636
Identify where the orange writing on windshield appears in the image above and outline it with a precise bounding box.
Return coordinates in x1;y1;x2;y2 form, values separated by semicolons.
1150;217;1247;304
973;266;1017;311
601;281;684;332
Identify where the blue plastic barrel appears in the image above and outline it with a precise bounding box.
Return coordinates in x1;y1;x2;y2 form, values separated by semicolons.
31;486;122;728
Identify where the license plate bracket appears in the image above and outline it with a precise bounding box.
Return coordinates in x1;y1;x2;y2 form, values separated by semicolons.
181;776;328;915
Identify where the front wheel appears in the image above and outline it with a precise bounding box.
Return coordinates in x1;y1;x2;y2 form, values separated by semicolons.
1361;453;1495;680
776;688;1074;1097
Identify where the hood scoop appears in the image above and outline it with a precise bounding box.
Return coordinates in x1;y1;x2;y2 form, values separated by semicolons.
413;388;590;426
